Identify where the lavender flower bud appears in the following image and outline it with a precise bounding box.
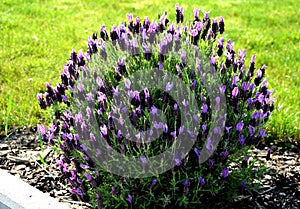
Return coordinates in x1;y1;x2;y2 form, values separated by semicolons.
232;87;239;97
212;19;218;35
126;194;133;204
194;147;201;158
198;176;206;186
222;168;229;178
219;16;225;34
241;180;247;188
96;194;103;209
236;122;244;132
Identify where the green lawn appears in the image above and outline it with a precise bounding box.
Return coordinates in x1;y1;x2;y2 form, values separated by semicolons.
0;0;299;141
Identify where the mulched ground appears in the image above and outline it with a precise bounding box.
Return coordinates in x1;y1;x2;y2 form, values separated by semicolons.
0;127;299;209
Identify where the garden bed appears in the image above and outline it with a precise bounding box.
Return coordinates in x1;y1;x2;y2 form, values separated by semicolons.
0;127;299;209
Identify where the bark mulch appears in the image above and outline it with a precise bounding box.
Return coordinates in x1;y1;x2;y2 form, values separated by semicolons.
0;127;299;209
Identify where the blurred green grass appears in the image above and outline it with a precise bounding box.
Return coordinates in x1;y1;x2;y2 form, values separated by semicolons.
0;0;299;141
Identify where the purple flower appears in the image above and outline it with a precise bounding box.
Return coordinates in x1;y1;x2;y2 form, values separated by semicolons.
179;125;184;134
124;78;131;89
241;82;248;91
218;37;224;47
251;54;256;63
70;187;83;196
248;125;256;136
232;87;239;97
153;121;163;129
242;156;250;168
214;126;221;135
219;16;224;34
182;99;188;107
202;124;207;132
193;114;199;122
118;117;124;126
70;169;77;181
126;194;133;204
175;158;181;166
194;8;200;19
57;159;64;167
220;149;229;158
89;133;96;142
236;122;244;132
238;49;247;60
212;19;218;34
225;126;232;133
259;129;267;138
150;179;158;191
187;129;196;137
226;40;234;52
183;179;190;187
180;49;187;63
77;83;84;92
111;186;116;196
196;57;201;71
140;156;147;164
80;144;88;152
209;159;214;167
232;76;239;86
37;93;46;109
100;124;108;136
257;93;265;104
163;123;168;133
210;56;216;65
206;137;214;153
112;86;119;97
175;4;184;23
254;168;258;174
202;103;208;113
37;124;47;136
144;88;150;98
198;176;206;186
241;180;247;188
239;135;245;146
174;103;178;110
256;69;262;78
190;80;197;89
158;61;163;70
84;172;93;181
194;147;201;158
219;85;226;94
80;164;90;170
203;11;210;20
166;82;173;92
222;168;229;178
62;163;68;173
74;112;83;124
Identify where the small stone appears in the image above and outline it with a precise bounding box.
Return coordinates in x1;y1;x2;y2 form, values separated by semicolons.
265;194;270;200
49;190;56;197
0;150;10;156
265;174;272;180
0;144;9;150
55;190;65;196
279;192;286;196
14;164;26;171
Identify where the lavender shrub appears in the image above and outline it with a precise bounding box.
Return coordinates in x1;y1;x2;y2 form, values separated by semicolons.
37;4;275;208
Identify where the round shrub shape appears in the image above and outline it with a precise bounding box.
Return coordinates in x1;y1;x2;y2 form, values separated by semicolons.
37;4;275;209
